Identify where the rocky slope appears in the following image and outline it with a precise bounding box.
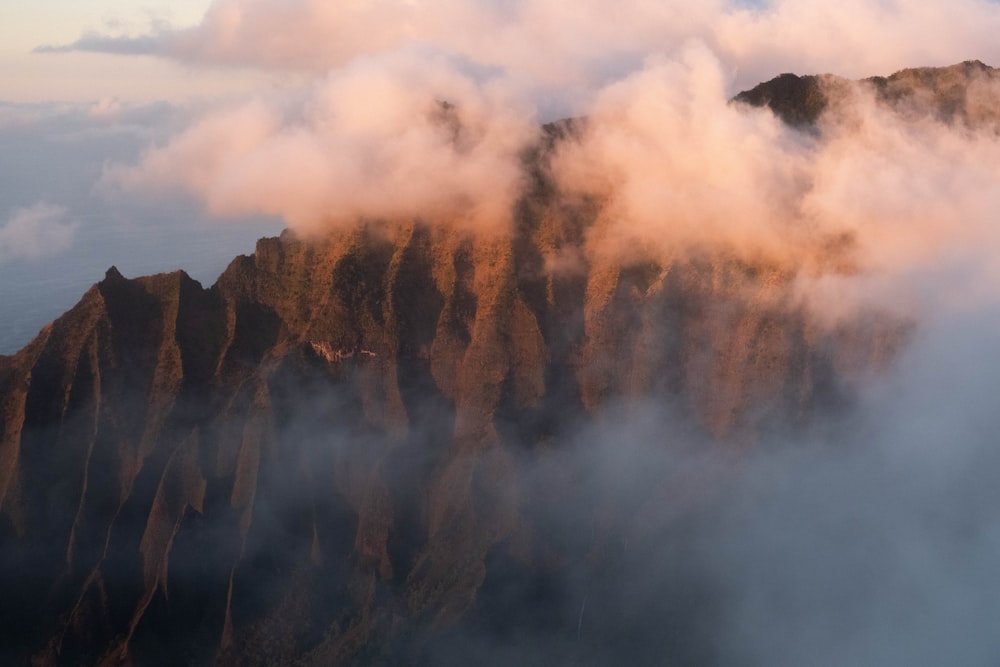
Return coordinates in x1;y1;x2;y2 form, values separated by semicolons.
1;62;992;665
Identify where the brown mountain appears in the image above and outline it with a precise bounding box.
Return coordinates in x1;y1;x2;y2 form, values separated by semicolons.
0;62;990;665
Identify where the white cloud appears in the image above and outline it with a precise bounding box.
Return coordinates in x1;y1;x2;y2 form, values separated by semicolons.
0;203;78;263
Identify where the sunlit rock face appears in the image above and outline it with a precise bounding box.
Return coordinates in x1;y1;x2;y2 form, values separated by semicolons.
2;62;994;666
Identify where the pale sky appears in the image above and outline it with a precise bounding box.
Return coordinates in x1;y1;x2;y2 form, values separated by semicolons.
0;1;261;102
6;1;1000;104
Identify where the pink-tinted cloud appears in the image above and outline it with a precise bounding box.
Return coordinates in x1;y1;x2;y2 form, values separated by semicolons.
90;1;1000;335
105;52;537;233
45;0;1000;97
551;45;816;263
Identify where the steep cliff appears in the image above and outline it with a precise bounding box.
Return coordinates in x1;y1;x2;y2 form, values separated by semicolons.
3;62;988;665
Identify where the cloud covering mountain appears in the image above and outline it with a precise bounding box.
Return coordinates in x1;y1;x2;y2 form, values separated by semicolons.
4;2;1000;664
3;60;1000;665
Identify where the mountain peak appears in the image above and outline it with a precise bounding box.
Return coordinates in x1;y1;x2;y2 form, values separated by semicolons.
103;265;124;282
735;60;999;128
732;72;832;126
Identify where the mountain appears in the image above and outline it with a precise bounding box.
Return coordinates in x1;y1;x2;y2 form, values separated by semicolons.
0;62;992;665
732;59;999;127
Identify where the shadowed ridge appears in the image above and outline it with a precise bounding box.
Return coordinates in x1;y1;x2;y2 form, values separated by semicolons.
732;72;836;126
735;60;1000;128
867;59;995;89
864;59;1000;125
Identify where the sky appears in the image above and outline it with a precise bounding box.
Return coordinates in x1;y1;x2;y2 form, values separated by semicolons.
3;0;1000;354
0;1;266;103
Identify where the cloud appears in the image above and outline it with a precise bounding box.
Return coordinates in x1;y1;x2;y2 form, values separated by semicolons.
543;48;1000;332
86;0;1000;289
550;44;817;264
716;0;1000;85
0;203;77;263
100;40;1000;344
0;98;182;137
104;50;538;232
407;256;1000;665
33;32;160;56
40;0;1000;98
705;298;1000;666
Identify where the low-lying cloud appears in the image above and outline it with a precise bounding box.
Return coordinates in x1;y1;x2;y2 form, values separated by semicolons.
706;299;1000;666
0;203;77;263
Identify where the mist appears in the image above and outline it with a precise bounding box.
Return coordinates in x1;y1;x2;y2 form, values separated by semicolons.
387;293;1000;666
708;304;1000;666
227;291;1000;666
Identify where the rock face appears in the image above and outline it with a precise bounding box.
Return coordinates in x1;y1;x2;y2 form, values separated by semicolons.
1;62;988;666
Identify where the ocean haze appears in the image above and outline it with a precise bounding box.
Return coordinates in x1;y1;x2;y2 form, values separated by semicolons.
0;214;280;354
0;101;281;354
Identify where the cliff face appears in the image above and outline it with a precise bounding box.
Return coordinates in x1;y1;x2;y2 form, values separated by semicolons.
0;63;974;666
0;210;895;666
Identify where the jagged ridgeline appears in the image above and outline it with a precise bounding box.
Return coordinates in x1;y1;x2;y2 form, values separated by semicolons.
0;62;994;666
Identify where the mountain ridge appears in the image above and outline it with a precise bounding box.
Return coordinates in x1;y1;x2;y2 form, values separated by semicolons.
0;60;992;665
733;59;1000;126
